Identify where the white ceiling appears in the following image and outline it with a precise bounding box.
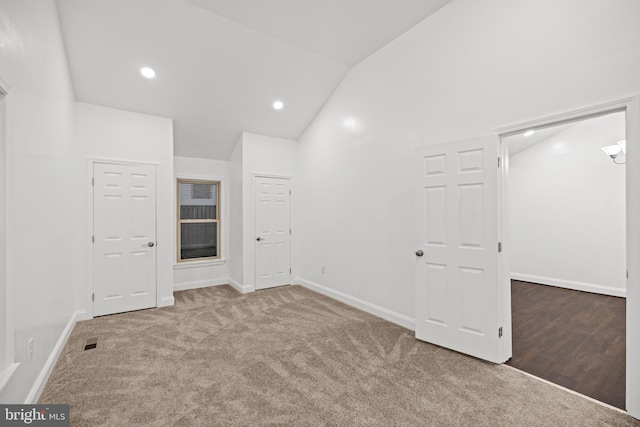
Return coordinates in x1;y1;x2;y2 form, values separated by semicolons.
506;123;575;156
55;0;450;160
183;0;451;66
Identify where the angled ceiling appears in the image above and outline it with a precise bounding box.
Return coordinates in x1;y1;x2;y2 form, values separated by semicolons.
183;0;452;66
55;0;450;160
507;123;575;156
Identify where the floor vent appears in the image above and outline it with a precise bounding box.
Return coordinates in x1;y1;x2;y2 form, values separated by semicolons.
84;338;98;351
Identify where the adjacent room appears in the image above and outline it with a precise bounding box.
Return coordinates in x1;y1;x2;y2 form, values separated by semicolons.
1;0;640;425
504;112;627;408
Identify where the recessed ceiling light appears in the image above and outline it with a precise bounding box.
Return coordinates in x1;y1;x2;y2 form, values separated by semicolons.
140;67;156;79
523;130;535;137
273;100;284;110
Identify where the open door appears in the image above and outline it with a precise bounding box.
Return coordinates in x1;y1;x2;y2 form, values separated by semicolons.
414;135;507;363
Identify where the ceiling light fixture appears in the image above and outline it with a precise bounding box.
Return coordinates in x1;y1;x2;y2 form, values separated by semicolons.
273;100;284;110
523;130;535;137
601;140;626;165
617;139;626;154
140;67;156;79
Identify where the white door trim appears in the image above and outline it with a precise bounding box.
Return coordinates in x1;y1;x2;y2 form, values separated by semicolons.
494;97;634;136
0;73;18;382
495;95;640;418
251;173;293;290
85;158;160;319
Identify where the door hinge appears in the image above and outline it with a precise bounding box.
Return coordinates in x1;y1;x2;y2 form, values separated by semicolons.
289;228;291;235
498;327;503;338
498;157;501;168
92;177;94;186
92;293;94;302
498;242;502;253
289;189;291;195
92;235;95;243
289;268;292;274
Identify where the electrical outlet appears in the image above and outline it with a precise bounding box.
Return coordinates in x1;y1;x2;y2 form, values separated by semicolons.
28;338;34;360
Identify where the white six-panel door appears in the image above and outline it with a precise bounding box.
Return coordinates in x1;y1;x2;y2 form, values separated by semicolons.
93;163;157;316
255;176;291;290
414;136;506;363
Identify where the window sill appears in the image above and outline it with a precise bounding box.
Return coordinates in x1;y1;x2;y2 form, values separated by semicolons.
174;259;226;270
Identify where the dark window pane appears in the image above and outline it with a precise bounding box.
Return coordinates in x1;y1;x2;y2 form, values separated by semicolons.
179;182;217;219
180;223;217;259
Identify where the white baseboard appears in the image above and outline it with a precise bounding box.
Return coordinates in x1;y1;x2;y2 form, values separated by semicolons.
228;278;253;294
173;277;229;292
24;310;82;404
293;277;415;331
158;295;175;307
511;273;626;298
0;363;19;394
74;309;90;322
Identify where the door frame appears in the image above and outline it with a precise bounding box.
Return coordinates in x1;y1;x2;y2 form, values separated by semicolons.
251;173;293;291
0;73;18;380
494;95;640;417
85;158;160;319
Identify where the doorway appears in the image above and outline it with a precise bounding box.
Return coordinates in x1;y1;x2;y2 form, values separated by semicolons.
501;110;627;409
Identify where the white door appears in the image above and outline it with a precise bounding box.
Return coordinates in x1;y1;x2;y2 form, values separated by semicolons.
255;176;291;290
414;136;506;363
93;163;157;316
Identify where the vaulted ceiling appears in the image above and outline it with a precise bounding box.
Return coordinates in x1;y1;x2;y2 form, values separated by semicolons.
55;0;451;160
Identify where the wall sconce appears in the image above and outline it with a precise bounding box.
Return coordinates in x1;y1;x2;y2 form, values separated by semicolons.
601;140;626;164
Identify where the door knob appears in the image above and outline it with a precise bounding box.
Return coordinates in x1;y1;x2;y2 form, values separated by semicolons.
415;250;424;257
256;237;262;241
147;242;155;247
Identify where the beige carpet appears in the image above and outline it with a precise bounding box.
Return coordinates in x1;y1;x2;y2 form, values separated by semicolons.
40;285;639;426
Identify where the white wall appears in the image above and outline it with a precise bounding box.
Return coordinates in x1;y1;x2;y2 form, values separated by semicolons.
509;113;626;296
228;137;244;286
0;0;82;403
174;156;229;291
75;102;174;313
242;132;297;291
296;0;640;323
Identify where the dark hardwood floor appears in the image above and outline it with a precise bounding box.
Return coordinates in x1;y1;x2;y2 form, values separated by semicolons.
506;280;626;409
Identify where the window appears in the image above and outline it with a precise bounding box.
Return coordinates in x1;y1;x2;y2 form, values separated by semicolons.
177;179;220;262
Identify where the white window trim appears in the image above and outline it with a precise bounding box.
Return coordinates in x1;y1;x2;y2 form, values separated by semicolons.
173;258;226;270
175;174;225;266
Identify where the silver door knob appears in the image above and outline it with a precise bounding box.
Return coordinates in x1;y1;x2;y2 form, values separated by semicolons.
256;237;262;241
147;242;155;247
415;250;424;257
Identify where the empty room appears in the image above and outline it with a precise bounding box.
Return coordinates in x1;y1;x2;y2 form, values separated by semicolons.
1;0;640;425
504;112;627;408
